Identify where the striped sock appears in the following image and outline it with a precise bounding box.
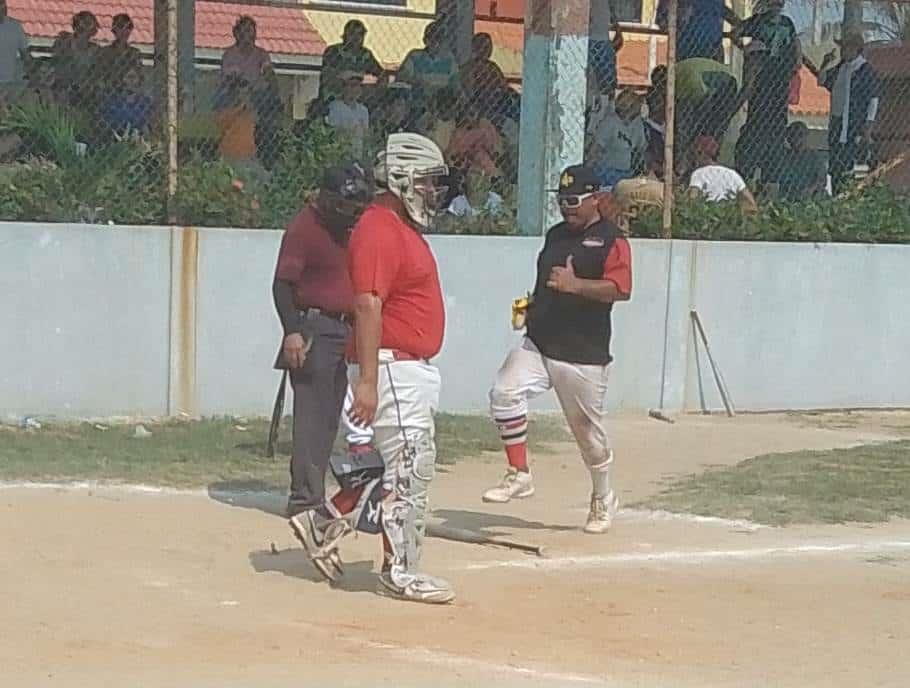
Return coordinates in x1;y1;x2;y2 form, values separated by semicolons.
495;414;529;472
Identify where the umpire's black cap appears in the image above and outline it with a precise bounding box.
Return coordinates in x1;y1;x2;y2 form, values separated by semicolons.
322;161;372;202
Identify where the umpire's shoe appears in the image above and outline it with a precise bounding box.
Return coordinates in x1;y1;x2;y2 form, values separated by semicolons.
289;510;351;583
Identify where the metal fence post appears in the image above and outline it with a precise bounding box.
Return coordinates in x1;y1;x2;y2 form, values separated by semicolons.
166;0;179;224
661;0;678;240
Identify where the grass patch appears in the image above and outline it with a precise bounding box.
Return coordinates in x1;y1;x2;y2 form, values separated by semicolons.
0;414;570;488
638;441;910;526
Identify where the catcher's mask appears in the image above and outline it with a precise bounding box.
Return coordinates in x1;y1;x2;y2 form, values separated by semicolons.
317;161;373;238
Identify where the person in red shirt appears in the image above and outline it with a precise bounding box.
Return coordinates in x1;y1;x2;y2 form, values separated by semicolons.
273;162;374;579
482;165;633;534
339;133;453;605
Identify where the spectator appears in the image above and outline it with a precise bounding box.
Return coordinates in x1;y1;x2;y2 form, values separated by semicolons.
214;76;260;175
101;66;153;138
644;66;667;177
589;0;623;98
459;33;508;118
398;20;458;102
326;73;370;161
97;14;141;94
0;0;31;105
689;135;758;213
818;31;881;195
674;57;739;164
657;0;740;62
733;0;801;187
776;122;826;201
371;83;418;153
52;11;100;108
585;89;647;189
221;16;271;88
447;97;503;178
446;167;504;217
425;87;458;152
319;20;385;103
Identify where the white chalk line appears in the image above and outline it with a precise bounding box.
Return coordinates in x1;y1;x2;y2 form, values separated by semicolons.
0;480;764;530
338;635;614;687
463;539;910;571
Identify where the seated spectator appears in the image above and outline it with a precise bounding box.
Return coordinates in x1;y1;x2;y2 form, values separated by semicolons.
447;98;502;178
424;87;458;152
398;20;457;103
459;33;508;118
0;0;31;106
689;135;758;213
319;20;385;103
214;76;258;167
776;122;826;201
446;167;504;217
102;66;153;137
326;72;370;160
52;11;100;109
585;89;647;188
97;14;142;94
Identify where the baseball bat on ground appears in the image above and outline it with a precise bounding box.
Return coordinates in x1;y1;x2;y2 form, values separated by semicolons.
426;521;546;557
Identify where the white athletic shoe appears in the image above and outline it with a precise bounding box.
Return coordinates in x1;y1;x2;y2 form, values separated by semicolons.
289;511;351;582
583;491;619;534
482;467;535;503
377;571;456;605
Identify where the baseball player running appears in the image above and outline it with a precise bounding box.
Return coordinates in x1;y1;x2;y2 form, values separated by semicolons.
272;162;375;566
482;165;633;533
303;133;455;604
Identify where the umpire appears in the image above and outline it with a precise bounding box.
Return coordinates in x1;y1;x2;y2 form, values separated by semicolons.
272;162;372;536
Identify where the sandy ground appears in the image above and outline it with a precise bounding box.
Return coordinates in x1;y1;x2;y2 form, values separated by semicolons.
3;413;910;688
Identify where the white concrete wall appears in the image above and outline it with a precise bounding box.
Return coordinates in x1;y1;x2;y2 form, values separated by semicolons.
2;222;909;419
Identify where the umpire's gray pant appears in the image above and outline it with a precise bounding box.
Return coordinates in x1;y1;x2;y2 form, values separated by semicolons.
287;314;350;517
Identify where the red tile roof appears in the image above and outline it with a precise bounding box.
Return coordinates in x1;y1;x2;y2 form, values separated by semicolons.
7;0;325;55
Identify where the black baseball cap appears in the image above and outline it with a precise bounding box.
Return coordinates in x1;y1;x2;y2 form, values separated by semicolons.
551;165;602;195
322;161;372;201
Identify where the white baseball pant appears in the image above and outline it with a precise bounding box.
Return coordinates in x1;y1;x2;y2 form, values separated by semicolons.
489;337;613;498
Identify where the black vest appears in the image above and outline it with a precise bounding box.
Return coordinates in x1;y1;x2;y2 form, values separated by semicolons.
527;219;619;366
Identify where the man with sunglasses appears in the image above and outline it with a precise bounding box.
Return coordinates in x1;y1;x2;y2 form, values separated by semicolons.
483;165;633;534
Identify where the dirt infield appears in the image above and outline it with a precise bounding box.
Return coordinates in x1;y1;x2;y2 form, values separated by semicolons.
3;414;910;687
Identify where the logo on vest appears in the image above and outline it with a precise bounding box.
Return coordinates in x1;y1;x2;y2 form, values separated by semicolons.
582;237;605;248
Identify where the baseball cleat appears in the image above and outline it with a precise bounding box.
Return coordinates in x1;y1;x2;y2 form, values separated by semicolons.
289;511;351;583
583;491;619;534
482;467;535;503
376;572;456;605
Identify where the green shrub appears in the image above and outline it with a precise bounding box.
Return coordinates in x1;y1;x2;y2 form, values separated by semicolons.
633;185;910;244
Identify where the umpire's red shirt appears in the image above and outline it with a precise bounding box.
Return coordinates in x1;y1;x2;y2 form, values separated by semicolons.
348;204;445;360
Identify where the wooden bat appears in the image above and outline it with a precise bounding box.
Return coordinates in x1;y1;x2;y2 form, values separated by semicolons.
426;522;546;557
266;370;287;458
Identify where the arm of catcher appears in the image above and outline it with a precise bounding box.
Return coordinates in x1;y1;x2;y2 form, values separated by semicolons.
349;293;382;427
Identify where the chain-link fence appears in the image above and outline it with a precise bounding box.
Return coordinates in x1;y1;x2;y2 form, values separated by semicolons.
1;1;908;236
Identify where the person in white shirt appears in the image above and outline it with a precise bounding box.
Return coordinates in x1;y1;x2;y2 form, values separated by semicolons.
446;168;504;217
688;135;758;213
0;0;31;103
326;73;370;161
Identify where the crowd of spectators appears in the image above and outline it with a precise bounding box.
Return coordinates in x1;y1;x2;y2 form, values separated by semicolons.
0;0;887;213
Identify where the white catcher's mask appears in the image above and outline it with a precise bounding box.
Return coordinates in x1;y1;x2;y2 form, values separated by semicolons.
374;133;449;229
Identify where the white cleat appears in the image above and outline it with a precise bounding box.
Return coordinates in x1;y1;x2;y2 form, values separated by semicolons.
583;491;619;534
482;467;535;503
377;572;456;605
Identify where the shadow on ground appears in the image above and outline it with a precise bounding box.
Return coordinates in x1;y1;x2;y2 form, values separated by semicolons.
431;508;577;534
208;479;286;517
250;548;378;594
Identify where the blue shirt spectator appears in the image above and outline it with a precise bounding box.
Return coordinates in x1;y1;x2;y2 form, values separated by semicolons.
657;0;737;62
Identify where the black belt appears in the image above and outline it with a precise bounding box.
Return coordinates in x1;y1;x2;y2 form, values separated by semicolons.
303;308;351;324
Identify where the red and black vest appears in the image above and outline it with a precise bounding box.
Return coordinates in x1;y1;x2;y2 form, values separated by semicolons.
527;219;619;366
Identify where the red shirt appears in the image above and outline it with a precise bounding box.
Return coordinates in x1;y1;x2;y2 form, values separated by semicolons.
348;204;445;360
274;205;354;314
602;237;633;297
